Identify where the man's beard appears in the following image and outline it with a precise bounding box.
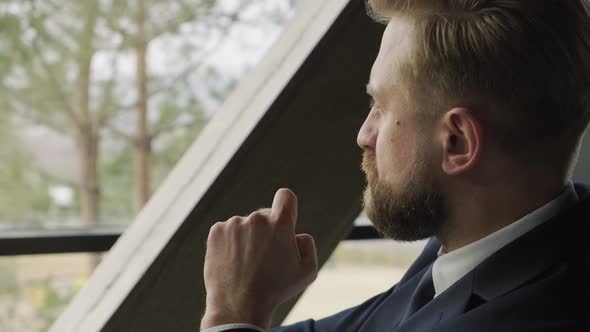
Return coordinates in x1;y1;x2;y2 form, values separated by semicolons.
361;150;447;241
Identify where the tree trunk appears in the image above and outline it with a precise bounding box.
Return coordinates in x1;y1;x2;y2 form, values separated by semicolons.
78;0;101;270
133;0;151;213
77;130;100;228
76;127;102;269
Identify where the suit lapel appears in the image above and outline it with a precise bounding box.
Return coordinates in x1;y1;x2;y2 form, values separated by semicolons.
395;272;475;332
357;264;430;332
357;263;476;332
357;238;449;332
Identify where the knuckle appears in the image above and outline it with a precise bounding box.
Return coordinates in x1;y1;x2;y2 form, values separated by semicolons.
210;221;224;231
246;209;272;225
247;210;266;222
226;216;243;225
208;221;224;239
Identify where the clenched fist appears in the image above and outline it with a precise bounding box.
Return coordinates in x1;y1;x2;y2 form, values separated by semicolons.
201;188;318;330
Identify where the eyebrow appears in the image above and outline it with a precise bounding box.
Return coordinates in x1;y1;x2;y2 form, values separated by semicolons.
367;81;403;98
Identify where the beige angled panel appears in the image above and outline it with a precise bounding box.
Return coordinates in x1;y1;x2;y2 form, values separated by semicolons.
50;1;385;331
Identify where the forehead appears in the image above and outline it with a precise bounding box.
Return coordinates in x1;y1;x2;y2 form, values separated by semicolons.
368;15;416;95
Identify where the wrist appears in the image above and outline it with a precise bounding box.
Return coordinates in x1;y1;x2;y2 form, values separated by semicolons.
200;305;274;331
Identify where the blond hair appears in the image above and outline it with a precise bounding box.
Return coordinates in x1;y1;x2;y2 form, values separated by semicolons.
368;0;590;165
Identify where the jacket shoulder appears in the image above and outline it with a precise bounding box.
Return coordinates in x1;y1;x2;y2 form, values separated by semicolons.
271;286;395;332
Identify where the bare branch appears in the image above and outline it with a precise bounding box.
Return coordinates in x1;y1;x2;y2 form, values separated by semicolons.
28;16;81;127
146;0;254;44
150;118;202;140
119;15;235;112
107;123;136;144
9;98;71;133
95;43;124;129
2;75;76;132
146;3;212;41
101;10;137;49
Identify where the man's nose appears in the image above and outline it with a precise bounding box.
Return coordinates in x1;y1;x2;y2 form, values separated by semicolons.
357;117;377;151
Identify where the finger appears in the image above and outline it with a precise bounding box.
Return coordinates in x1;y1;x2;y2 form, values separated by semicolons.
296;233;318;272
271;188;298;227
207;221;224;241
227;216;244;224
249;208;271;219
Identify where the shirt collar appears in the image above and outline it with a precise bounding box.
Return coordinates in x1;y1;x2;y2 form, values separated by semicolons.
431;182;579;297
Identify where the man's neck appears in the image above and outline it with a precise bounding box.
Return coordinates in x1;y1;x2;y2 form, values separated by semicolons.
438;179;569;252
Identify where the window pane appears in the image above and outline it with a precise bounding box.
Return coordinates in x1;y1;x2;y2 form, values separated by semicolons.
0;253;93;332
0;0;302;227
0;1;302;330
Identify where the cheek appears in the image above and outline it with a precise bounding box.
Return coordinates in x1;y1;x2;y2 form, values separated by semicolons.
375;123;416;183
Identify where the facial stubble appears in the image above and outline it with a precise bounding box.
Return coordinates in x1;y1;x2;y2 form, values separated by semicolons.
361;151;447;241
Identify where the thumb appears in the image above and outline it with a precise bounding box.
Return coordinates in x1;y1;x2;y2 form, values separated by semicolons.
296;233;318;271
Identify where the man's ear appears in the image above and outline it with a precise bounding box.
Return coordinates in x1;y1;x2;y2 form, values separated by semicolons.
440;108;483;175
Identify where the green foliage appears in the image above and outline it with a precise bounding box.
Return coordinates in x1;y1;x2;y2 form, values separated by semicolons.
0;114;52;222
0;13;24;75
0;0;300;225
37;281;77;332
0;158;53;222
151;92;210;184
100;147;134;221
0;259;18;294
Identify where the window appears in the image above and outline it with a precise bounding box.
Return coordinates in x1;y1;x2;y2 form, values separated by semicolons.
0;1;302;330
0;253;92;332
0;0;301;228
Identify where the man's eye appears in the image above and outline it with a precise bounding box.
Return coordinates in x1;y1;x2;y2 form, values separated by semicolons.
369;97;376;109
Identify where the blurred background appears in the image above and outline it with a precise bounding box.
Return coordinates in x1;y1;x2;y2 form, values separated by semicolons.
0;1;425;331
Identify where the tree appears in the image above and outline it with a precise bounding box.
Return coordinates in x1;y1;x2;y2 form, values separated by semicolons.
103;0;248;211
0;0;300;223
1;1;105;232
1;0;234;223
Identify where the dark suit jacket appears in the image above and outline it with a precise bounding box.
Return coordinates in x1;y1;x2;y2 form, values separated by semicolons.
224;183;590;332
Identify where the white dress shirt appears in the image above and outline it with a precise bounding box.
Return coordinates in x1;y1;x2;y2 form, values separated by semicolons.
204;182;579;331
432;182;579;297
203;323;265;332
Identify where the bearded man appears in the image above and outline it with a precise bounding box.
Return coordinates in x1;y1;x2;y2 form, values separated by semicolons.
201;1;590;331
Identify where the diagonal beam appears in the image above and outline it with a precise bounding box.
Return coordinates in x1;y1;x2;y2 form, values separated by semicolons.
50;1;385;331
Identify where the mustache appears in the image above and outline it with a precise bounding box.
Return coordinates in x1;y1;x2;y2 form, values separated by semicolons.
361;151;377;177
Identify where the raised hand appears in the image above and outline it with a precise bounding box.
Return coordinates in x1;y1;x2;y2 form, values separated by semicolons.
201;188;318;330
